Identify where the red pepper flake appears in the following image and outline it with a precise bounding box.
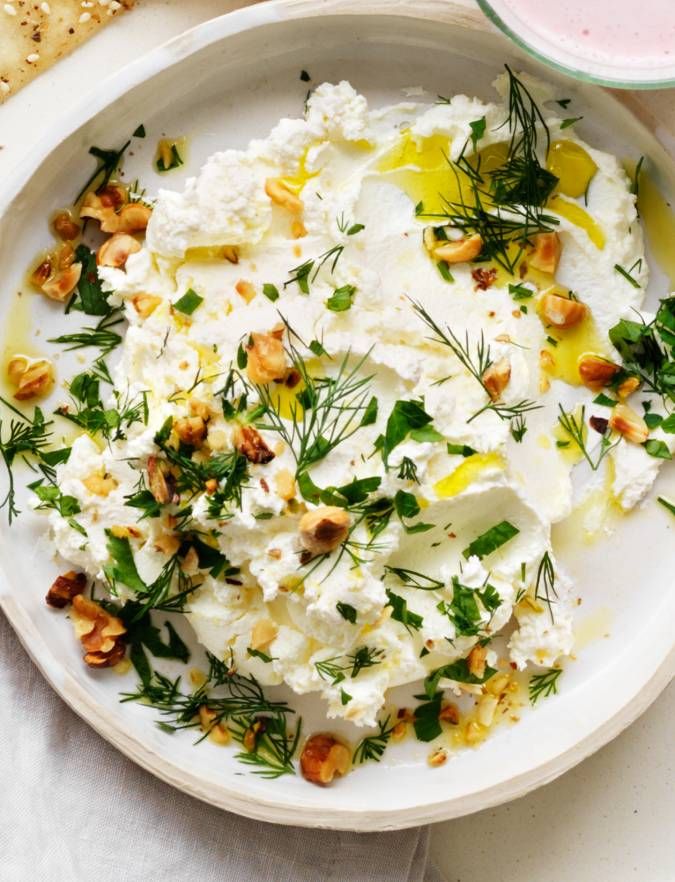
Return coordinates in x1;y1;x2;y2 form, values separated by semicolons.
472;267;497;291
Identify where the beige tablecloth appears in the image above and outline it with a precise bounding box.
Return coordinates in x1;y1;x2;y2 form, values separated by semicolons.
0;613;444;881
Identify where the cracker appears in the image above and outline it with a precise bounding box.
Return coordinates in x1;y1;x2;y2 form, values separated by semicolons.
0;0;135;102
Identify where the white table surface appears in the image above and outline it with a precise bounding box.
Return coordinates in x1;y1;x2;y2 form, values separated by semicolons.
0;2;673;880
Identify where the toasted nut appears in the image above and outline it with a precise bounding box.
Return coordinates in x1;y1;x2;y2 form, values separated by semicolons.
97;233;141;268
181;546;200;575
300;733;351;786
174;416;207;448
617;376;640;399
439;702;460;725
578;355;620;389
486;672;510;696
609;403;649;444
130;293;162;318
245;330;288;385
52;210;81;241
98;183;128;209
222;246;239;264
198;706;230;745
233;424;275;464
147;455;172;504
391;721;408;741
235;279;256;303
84;641;126;668
467;644;487;679
250;619;278;651
70;594;126;667
481;357;511;401
477;695;499;728
46;571;87;608
529;232;561;274
116;203;152;233
423;226;438;254
243;719;268;752
539;291;587;328
41;262;83;302
299;506;351;556
274;468;296;501
31;259;53;288
204;478;219;495
432;233;483;264
6;356;27;386
10;357;55;401
428;747;448;767
265;178;303;213
83;473;118;497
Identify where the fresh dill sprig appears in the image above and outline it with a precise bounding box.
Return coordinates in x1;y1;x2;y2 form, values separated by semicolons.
49;309;124;356
528;667;562;704
121;651;301;778
534;550;558;623
284;244;345;294
412;301;541;424
557;404;618;470
352;715;397;764
314;646;385;686
510;413;528;442
396;456;420;483
428;66;560;272
0;398;55;523
411;299;492;390
255;320;375;477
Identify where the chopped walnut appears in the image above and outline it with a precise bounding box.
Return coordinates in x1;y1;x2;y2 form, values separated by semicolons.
70;594;126;668
233;424;275;464
300;733;351;786
45;571;86;608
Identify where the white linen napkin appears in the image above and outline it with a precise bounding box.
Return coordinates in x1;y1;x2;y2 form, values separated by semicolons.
0;612;443;881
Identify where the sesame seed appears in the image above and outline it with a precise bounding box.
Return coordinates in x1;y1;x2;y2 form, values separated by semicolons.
4;3;16;15
81;1;94;7
0;81;10;94
78;11;91;22
109;0;121;9
26;53;40;63
40;1;50;11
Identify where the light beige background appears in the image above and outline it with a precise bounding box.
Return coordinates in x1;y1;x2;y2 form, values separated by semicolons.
0;2;672;879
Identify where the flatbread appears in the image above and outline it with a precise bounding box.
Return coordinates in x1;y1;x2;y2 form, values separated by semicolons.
0;0;135;102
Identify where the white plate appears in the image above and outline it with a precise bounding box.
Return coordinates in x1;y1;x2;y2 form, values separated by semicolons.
0;0;673;831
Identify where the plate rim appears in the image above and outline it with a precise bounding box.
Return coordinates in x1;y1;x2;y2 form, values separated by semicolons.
0;0;673;830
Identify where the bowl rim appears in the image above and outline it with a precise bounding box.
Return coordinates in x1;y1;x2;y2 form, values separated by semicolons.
0;0;673;830
476;0;675;90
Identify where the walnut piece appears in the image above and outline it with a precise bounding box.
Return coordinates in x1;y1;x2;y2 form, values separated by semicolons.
70;594;126;668
300;733;351;786
233;425;275;464
45;571;86;608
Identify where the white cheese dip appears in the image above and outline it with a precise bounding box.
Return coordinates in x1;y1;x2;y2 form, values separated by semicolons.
47;74;669;729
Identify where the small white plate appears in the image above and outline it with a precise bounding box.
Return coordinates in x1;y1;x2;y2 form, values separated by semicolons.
0;0;673;831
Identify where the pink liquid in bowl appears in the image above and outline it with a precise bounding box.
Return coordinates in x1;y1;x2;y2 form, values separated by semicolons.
497;0;675;73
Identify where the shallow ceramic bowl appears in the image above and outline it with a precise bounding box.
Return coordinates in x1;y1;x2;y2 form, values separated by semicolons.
0;0;673;831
